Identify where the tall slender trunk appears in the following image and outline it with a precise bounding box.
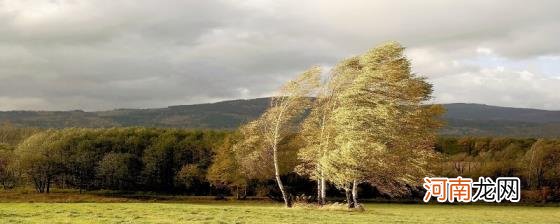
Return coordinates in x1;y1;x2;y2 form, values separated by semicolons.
273;144;291;207
272;106;291;208
236;186;240;199
345;187;354;209
317;179;321;205
318;113;328;206
320;175;326;205
352;180;359;207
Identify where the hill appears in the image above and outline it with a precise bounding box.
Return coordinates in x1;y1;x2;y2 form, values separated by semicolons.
440;103;560;136
1;98;559;137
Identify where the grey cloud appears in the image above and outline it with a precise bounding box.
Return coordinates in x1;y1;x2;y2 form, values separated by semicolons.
431;68;560;110
0;0;559;111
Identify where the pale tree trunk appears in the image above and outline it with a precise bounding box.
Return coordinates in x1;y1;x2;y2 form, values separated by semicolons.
318;111;334;207
320;174;326;205
352;180;359;207
265;69;319;208
345;187;354;209
236;186;240;199
317;179;321;205
316;169;326;205
273;143;291;207
259;71;319;208
319;113;327;206
271;105;292;208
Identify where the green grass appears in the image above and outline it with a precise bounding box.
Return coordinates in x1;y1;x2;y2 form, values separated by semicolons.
0;202;559;224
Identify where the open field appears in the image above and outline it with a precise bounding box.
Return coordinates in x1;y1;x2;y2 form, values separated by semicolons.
0;202;559;224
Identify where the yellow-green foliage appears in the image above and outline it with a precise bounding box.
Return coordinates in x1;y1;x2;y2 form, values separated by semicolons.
207;134;248;188
0;124;40;146
319;42;443;194
237;67;321;207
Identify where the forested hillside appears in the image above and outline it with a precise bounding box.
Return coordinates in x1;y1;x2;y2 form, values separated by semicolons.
1;99;560;137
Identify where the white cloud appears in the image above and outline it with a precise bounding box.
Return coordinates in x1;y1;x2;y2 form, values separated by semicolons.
0;97;49;111
476;47;493;55
0;0;559;110
431;66;560;110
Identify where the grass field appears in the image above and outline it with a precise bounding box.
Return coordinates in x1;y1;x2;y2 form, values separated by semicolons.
0;202;559;224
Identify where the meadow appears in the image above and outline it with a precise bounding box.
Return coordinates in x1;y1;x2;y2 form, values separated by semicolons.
0;201;559;224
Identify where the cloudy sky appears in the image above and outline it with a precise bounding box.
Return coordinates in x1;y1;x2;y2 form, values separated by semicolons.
1;0;559;111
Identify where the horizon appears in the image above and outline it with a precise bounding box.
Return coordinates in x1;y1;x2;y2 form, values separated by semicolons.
0;97;559;113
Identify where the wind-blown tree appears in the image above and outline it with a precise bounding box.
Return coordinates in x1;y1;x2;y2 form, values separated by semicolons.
296;58;361;205
249;67;320;207
322;42;443;208
209;120;281;199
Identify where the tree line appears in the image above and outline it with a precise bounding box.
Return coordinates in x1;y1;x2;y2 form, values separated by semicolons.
0;127;223;194
437;137;560;202
1;127;559;203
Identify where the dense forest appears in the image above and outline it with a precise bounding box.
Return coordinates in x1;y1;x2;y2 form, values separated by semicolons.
1;125;559;203
0;125;223;194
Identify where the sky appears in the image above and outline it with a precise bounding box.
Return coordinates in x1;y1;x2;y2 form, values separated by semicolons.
0;0;559;111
